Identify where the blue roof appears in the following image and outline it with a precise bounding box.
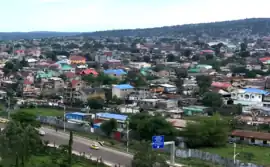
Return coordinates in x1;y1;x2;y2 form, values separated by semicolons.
65;112;89;117
96;113;128;121
244;88;270;95
104;69;126;75
114;84;134;89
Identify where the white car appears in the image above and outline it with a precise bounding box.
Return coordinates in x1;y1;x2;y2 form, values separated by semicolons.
35;128;46;136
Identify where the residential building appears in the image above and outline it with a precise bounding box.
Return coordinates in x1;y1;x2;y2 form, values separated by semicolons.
112;84;134;98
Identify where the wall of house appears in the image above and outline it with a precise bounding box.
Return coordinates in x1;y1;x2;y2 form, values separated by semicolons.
231;92;263;102
112;88;121;98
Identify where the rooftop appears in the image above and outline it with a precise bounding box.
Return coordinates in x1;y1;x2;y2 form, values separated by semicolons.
114;84;134;89
96;112;128;121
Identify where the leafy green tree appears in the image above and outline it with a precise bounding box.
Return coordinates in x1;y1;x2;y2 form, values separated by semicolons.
68;131;73;167
122;71;147;87
11;111;41;128
166;54;175;62
0;121;42;167
3;61;17;76
87;97;105;109
129;113;177;141
174;68;188;78
132;147;169;167
100;119;117;137
182;114;229;148
202;92;223;110
196;75;212;94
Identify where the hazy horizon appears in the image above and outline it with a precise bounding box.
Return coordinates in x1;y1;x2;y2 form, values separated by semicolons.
1;0;270;32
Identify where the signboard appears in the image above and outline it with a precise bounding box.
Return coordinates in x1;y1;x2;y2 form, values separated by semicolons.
152;135;164;149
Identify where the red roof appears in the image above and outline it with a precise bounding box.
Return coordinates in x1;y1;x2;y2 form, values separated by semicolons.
24;79;32;85
71;80;79;87
104;51;112;56
69;55;86;61
201;50;214;54
211;82;231;89
259;57;270;62
65;72;76;78
80;68;98;76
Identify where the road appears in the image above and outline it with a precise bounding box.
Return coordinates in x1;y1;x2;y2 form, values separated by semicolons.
0;123;183;167
41;127;133;166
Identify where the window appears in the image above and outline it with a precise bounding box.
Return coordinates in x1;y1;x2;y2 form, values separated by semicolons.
251;138;255;143
263;140;267;145
240;137;244;141
258;95;261;98
245;94;249;99
251;95;255;99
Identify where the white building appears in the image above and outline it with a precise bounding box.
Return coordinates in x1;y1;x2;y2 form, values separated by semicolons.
231;88;270;113
112;84;134;98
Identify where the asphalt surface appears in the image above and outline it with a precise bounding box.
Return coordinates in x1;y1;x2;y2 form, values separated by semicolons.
0;123;132;166
41;127;133;166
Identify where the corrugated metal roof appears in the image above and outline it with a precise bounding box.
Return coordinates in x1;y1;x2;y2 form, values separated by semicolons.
244;88;269;95
114;84;134;89
96;113;128;121
104;69;126;75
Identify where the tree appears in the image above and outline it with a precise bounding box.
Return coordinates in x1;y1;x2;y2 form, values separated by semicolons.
143;56;151;63
182;114;229;148
166;54;175;62
100;119;117;136
240;42;247;52
202;92;223;111
11;111;41;128
3;61;17;76
68;131;73;167
174;68;188;78
132;147;169;167
122;71;147;87
183;49;192;57
87;97;105;109
0;121;42;167
196;75;212;94
129;113;177;141
19;57;29;68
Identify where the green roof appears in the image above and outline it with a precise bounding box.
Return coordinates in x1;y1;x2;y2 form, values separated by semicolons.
188;68;200;73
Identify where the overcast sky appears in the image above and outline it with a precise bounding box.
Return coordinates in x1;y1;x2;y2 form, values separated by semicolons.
0;0;270;32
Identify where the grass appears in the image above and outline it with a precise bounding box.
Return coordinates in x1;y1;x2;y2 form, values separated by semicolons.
19;107;64;117
201;144;270;166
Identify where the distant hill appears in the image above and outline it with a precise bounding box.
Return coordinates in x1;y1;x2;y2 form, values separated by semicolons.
0;31;80;40
82;18;270;38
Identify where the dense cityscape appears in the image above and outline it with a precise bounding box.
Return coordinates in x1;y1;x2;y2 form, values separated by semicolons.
0;18;270;167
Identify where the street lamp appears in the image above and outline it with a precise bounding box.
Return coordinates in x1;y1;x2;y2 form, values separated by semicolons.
233;143;239;164
63;105;66;132
126;119;129;153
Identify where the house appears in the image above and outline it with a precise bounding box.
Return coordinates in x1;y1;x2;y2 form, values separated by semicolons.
231;88;269;108
104;69;126;79
159;84;177;94
211;82;232;90
112;84;134;98
95;51;113;64
138;99;178;110
129;62;151;69
60;64;75;73
79;68;98;76
69;55;86;64
104;59;122;68
230;130;270;146
182;105;209;116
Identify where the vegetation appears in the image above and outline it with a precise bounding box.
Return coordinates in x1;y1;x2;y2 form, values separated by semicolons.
100;118;117;137
181;114;229;148
0;111;107;167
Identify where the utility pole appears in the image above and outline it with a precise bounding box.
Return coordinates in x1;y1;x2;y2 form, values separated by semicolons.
64;105;66;132
126;119;129;153
7;96;10;119
233;143;239;164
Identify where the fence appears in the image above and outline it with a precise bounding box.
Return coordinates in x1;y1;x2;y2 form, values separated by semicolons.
175;149;264;167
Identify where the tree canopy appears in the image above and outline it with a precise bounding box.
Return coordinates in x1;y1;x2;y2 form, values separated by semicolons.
182;114;229;148
100;119;117;136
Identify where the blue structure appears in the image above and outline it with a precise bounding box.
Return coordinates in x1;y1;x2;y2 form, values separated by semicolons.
152;135;164;149
96;112;128;122
114;84;134;89
104;69;126;76
244;88;270;95
65;112;91;121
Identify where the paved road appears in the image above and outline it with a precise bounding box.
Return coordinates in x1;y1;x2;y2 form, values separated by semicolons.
41;127;133;166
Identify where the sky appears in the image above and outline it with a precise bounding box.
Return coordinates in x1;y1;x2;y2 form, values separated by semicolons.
0;0;270;32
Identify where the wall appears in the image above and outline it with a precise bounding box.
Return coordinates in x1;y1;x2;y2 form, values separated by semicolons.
175;149;263;167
